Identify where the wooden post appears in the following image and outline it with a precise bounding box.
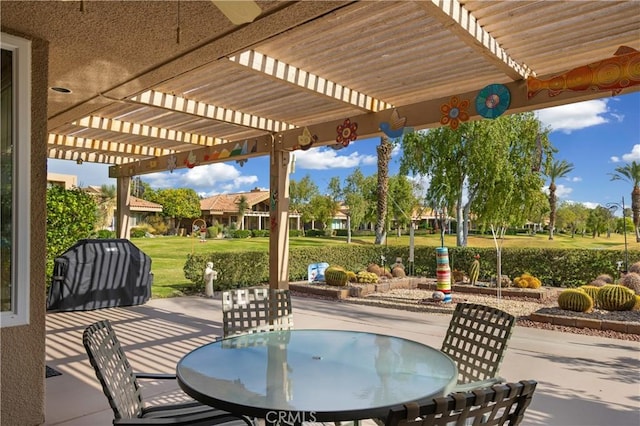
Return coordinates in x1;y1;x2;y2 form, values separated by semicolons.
116;176;131;239
269;150;291;289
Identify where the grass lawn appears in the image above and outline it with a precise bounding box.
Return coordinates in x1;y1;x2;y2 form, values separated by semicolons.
134;232;636;298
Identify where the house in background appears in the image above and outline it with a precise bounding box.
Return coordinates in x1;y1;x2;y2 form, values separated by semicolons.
200;188;301;231
46;172;77;189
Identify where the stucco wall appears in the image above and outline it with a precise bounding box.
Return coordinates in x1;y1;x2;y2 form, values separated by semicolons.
0;31;48;426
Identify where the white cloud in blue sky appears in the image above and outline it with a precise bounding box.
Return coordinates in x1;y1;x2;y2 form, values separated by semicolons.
293;146;376;170
611;144;640;163
536;99;610;134
145;163;258;196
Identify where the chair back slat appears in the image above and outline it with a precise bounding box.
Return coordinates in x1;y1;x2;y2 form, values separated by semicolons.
385;380;537;426
441;303;515;386
222;288;293;337
83;320;144;420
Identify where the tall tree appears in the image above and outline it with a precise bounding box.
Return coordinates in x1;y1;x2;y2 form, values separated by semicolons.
309;194;338;230
146;188;201;233
95;184;116;230
375;136;393;244
609;161;640;242
343;168;367;242
401;112;552;247
586;206;613;238
388;175;418;237
289;174;319;228
544;159;574;240
235;195;249;230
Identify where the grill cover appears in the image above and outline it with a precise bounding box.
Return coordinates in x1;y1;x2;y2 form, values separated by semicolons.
47;239;153;312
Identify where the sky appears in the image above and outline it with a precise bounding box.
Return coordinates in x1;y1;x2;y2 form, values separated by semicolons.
49;91;640;209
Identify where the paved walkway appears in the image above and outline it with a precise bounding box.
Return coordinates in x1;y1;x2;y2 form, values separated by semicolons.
45;295;640;426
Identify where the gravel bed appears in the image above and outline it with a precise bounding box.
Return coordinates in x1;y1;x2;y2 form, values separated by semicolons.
292;287;640;342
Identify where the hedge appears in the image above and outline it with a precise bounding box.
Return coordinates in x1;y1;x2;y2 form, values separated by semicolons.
184;246;640;292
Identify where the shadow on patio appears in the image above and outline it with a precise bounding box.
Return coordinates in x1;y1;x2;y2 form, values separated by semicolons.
45;295;640;426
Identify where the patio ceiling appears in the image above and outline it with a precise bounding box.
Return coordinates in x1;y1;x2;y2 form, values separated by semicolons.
2;1;639;177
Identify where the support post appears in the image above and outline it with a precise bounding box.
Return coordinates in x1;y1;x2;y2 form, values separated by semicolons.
116;176;131;239
269;150;291;289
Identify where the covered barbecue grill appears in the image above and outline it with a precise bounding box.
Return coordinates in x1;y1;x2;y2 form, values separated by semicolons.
47;239;153;312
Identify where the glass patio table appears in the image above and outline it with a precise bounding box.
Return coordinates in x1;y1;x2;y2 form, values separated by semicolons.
176;329;458;424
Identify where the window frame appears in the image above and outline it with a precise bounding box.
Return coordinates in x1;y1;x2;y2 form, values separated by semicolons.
1;32;31;327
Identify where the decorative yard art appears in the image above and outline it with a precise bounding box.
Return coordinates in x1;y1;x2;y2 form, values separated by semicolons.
204;140;258;162
336;118;358;147
379;109;413;139
184;151;198;168
440;96;470;130
475;84;511;119
527;45;640;99
436;247;452;303
167;154;177;173
296;127;318;151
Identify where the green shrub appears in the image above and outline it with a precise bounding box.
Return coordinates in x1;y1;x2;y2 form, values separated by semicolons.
558;289;593;312
289;229;304;237
145;214;168;235
335;229;349;237
251;229;269;238
229;229;251;239
130;227;147;238
184;251;269;291
96;229;115;239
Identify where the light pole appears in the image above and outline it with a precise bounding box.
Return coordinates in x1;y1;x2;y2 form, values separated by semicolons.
607;197;629;273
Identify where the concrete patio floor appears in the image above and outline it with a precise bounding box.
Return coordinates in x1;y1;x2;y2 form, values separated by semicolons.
45;295;640;426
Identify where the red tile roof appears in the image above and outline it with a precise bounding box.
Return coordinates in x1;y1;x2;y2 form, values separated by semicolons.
201;190;270;213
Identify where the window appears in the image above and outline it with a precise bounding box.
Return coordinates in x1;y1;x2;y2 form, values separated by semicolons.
1;33;31;327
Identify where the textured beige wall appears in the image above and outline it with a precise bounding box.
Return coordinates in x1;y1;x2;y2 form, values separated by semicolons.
0;31;48;426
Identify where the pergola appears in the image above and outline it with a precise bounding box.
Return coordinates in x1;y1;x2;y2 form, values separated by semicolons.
3;0;639;290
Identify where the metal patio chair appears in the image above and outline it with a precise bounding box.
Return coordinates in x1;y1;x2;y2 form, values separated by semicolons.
83;320;256;425
222;288;293;338
441;303;516;393
384;380;538;426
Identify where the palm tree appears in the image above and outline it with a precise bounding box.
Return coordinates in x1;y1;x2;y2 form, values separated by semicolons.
544;160;574;240
375;136;392;245
235;195;249;230
609;161;640;242
96;184;116;230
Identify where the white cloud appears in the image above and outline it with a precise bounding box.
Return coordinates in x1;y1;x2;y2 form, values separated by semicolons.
535;99;609;134
611;156;621;163
391;144;402;157
567;176;582;183
294;147;377;170
621;144;640;162
143;163;258;194
581;201;600;209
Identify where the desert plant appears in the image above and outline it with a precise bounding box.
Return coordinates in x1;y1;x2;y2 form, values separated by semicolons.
514;273;541;289
325;266;348;287
628;261;640;274
356;271;379;283
346;270;357;282
392;266;406;278
633;295;640;311
367;263;383;276
620;272;640;295
469;255;480;285
500;275;512;287
452;269;465;283
558;289;593;313
588;279;608;287
595;273;614;284
597;285;636;311
579;285;601;308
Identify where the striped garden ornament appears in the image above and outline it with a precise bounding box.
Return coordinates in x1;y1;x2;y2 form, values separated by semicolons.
436;247;452;303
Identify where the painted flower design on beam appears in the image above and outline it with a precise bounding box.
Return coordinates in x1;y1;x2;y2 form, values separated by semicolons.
440;96;470;130
336;118;358;147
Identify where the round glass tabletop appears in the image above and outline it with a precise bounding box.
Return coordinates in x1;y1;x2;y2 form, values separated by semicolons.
177;329;458;422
